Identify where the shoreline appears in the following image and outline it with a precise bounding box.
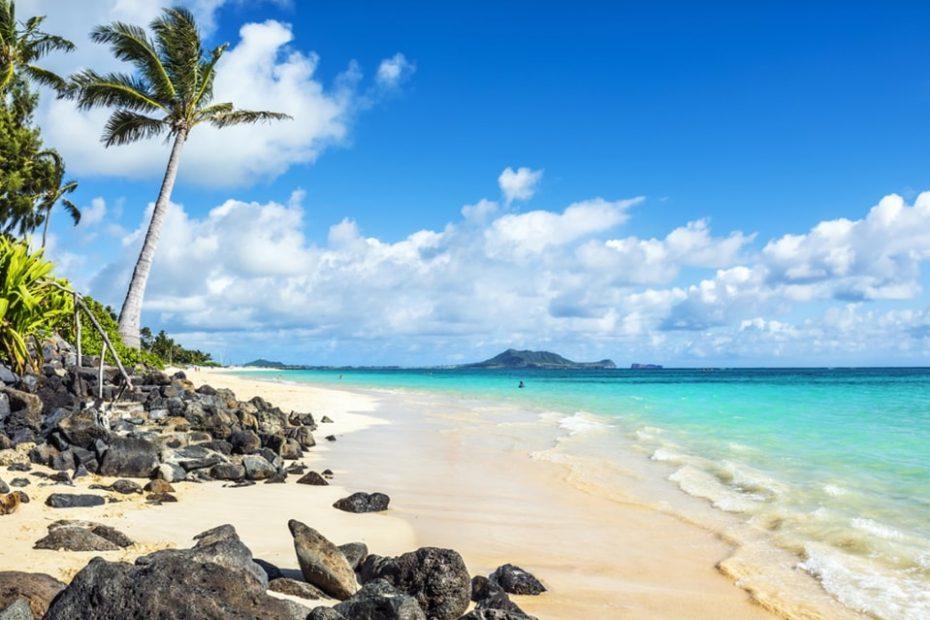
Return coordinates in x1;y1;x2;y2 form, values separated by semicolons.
0;366;861;618
194;369;797;618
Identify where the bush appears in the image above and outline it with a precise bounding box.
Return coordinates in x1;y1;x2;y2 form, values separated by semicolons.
63;296;164;370
0;238;72;372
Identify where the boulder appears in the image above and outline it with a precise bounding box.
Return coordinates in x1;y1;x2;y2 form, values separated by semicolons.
45;524;304;619
0;571;65;618
0;480;7;494
489;565;545;595
338;542;369;570
1;389;42;433
209;462;245;481
264;470;287;484
228;430;261;455
294;426;315;449
156;462;185;483
358;548;470;620
333;492;390;513
0;598;32;620
45;494;105;509
288;519;359;600
254;558;283;581
55;408;109;449
34;520;133;551
242;455;276;480
98;436;158;478
333;579;426;620
268;577;325;600
297;471;328;486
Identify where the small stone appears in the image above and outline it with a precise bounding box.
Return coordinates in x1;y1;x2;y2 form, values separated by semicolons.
109;479;142;495
333;492;390;513
297;471;328;486
322;469;334;478
142;479;174;494
264;470;287;484
321;416;333;423
45;494;105;509
325;435;336;442
9;479;28;488
489;564;546;595
146;492;177;504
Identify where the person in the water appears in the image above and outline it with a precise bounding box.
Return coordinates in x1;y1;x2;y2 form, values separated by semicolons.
518;380;525;389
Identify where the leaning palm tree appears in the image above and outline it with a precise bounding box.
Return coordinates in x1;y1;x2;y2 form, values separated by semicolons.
37;151;79;248
71;7;290;348
0;0;74;92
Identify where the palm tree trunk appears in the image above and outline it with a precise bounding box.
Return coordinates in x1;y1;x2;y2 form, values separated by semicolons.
41;205;52;248
117;129;187;348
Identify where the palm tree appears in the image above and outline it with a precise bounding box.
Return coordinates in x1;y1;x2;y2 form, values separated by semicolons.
37;151;79;248
71;7;291;348
0;0;74;92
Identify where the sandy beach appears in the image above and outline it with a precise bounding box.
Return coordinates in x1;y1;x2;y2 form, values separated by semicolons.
0;368;862;618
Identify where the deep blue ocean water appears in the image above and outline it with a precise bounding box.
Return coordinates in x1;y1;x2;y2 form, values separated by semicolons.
237;366;930;618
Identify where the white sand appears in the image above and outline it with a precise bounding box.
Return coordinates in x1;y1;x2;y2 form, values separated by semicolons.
0;369;859;618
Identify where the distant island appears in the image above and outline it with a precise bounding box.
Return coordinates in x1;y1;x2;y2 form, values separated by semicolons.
243;358;289;369
631;363;663;369
464;349;616;369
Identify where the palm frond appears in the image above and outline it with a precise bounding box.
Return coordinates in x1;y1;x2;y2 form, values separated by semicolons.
91;22;175;101
102;109;167;146
194;101;231;123
23;63;67;92
208;109;293;129
61;198;80;225
151;7;202;102
192;42;227;107
24;33;74;59
0;60;13;91
70;69;165;112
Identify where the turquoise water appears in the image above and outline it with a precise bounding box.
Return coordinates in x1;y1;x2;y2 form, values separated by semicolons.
239;367;930;618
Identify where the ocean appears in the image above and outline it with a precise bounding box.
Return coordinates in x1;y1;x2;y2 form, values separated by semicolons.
234;366;930;618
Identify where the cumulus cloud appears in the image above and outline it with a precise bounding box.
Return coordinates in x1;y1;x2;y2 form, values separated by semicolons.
25;2;411;186
498;166;543;204
79;197;107;227
83;185;930;365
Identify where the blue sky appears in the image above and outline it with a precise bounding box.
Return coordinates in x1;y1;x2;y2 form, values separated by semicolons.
22;1;930;366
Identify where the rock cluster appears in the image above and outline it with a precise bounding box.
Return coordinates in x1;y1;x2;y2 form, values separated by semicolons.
0;337;319;488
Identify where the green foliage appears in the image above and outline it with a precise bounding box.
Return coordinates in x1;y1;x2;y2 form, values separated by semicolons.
0;76;63;236
63;295;164;370
70;7;290;147
60;297;217;369
0;0;75;93
146;328;217;366
0;237;71;372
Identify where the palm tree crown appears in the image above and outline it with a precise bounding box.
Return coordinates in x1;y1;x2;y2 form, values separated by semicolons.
71;7;290;147
36;151;79;248
0;0;74;92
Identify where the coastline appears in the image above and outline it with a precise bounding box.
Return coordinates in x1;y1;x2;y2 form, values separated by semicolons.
0;366;861;618
196;369;846;618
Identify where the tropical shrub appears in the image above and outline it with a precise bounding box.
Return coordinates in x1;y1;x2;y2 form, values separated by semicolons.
0;236;71;371
62;295;164;370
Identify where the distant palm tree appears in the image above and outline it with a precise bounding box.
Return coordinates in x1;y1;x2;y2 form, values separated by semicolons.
37;151;79;248
0;0;74;92
71;7;291;348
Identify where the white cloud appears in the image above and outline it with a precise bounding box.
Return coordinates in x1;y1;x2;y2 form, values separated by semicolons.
498;166;543;204
24;3;411;187
82;183;930;365
376;53;415;89
79;197;107;227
